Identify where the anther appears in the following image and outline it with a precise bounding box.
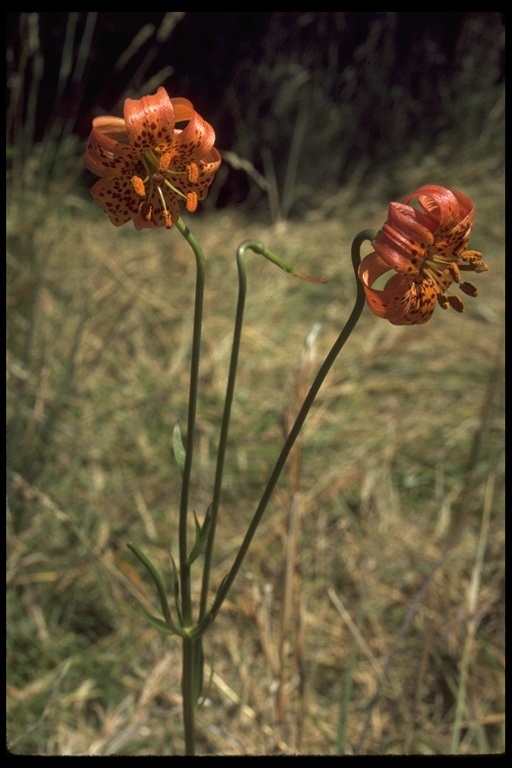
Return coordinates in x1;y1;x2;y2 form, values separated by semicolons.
447;295;465;313
447;262;461;282
131;176;146;197
186;191;198;213
459;282;478;297
138;201;152;221
159;152;173;172
187;163;199;183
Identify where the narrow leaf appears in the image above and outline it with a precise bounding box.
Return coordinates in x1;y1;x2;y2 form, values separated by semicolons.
127;541;176;632
138;607;176;635
172;423;186;475
187;505;213;566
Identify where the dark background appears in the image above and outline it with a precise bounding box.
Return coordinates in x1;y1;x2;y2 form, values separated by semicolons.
7;12;505;214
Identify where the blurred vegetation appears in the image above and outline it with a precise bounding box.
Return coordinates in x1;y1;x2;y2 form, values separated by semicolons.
7;12;504;216
7;12;504;755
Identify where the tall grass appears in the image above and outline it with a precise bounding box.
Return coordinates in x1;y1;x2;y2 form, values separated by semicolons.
7;12;504;755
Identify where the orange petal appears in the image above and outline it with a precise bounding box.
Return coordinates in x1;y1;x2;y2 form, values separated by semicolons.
372;202;434;274
358;252;437;325
172;110;217;164
90;176;140;227
404;185;474;256
84;116;134;177
170;97;195;122
124;86;176;153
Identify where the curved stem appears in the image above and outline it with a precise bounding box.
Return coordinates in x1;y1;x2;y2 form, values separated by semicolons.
199;242;248;620
194;230;376;637
198;240;324;620
175;217;205;628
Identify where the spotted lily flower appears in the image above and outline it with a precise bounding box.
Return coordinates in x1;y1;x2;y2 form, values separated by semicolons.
358;185;489;325
84;87;221;229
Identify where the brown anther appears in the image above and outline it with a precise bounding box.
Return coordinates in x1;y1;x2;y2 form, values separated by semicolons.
186;191;198;213
131;176;146;197
447;262;461;282
159;152;173;172
459;250;489;273
187;162;199;183
138;201;152;221
437;293;450;310
447;295;465;313
461;249;484;264
459;282;478;297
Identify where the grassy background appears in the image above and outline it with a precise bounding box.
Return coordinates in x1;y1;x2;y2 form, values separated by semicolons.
7;12;504;755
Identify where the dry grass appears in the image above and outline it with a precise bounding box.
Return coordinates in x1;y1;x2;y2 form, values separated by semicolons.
6;13;505;753
7;146;504;755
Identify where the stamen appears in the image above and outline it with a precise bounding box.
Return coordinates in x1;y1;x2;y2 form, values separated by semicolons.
186;191;198;213
131;176;146;197
447;295;465;313
459;282;478;297
447;262;461;282
460;250;489;273
159;152;173;172
187;162;199;183
138;201;152;221
423;265;452;293
437;293;450;310
155;185;171;222
162;177;187;200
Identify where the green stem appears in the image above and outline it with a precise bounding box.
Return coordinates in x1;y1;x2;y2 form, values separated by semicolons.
194;230;376;637
198;240;324;620
175;217;205;627
181;635;196;755
199;242;249;620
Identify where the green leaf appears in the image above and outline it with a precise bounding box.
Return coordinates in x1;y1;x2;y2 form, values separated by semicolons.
187;505;213;566
127;541;178;633
173;423;186;475
138;606;176;635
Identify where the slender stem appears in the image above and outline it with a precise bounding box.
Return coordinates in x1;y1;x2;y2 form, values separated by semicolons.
194;230;376;637
175;218;205;626
199;243;248;620
181;636;196;755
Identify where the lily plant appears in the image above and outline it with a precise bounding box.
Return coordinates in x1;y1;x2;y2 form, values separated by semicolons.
84;86;488;755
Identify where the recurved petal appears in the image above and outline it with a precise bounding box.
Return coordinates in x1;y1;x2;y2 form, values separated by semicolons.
170;96;195;122
408;186;475;258
372;202;435;274
406;186;473;236
124;86;176;153
84;116;135;177
358;252;395;318
358;252;438;325
177;110;217;159
194;148;223;200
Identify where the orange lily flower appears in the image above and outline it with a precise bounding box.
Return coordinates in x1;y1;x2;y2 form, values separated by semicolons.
358;185;489;325
84;87;221;229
